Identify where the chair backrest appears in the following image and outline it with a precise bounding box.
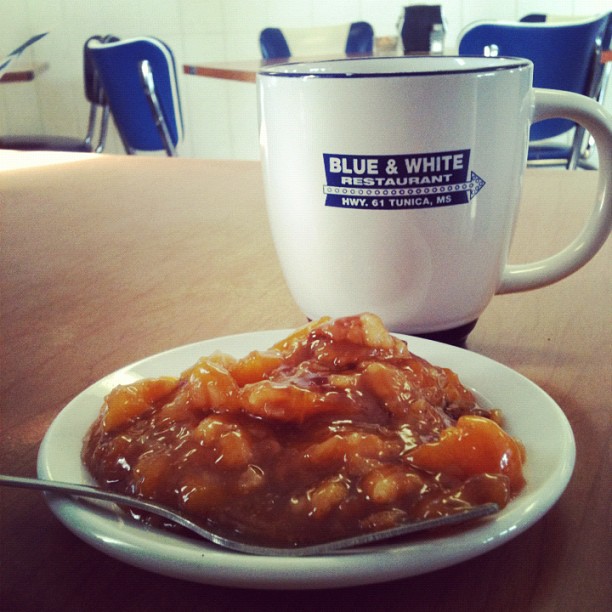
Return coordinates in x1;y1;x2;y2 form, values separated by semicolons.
83;34;118;152
87;37;183;154
260;22;374;59
458;14;609;141
83;35;118;105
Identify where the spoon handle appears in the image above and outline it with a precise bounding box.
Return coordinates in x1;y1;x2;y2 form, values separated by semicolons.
0;473;257;552
0;473;175;518
0;473;499;556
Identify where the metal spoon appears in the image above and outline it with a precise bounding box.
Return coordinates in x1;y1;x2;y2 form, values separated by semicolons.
0;474;498;556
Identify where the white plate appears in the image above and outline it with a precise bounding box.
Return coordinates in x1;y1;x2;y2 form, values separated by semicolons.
38;330;575;590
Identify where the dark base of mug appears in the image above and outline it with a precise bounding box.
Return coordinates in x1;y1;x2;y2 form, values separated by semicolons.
413;319;478;347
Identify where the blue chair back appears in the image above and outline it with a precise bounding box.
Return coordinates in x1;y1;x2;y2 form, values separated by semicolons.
260;28;290;59
83;34;119;105
458;15;609;142
260;22;374;59
87;37;183;154
346;22;375;54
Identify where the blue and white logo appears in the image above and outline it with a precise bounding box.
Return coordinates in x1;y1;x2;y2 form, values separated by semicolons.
323;150;485;210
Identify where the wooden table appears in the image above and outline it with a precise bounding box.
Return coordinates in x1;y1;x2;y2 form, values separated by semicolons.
1;152;610;611
183;53;393;83
183;55;369;83
184;59;268;83
0;61;49;83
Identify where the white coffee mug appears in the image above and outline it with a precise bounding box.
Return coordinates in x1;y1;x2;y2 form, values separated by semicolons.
257;57;611;343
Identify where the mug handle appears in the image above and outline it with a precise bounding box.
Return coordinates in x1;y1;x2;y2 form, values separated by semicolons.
497;88;612;294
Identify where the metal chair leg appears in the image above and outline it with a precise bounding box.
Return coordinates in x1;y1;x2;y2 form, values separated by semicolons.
139;60;177;156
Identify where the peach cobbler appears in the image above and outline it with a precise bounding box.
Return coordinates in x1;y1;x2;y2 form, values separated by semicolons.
82;313;525;548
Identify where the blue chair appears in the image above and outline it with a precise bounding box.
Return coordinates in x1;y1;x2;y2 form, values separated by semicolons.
87;37;183;156
519;13;612;167
260;22;374;60
458;14;610;169
0;35;117;153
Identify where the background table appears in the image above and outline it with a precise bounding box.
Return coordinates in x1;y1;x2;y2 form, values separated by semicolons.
184;59;269;83
1;152;609;611
0;61;49;83
183;52;393;83
184;47;612;84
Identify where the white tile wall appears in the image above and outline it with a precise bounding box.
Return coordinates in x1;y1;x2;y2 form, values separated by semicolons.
1;0;610;159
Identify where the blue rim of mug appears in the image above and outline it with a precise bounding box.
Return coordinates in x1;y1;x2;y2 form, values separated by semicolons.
258;56;531;78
